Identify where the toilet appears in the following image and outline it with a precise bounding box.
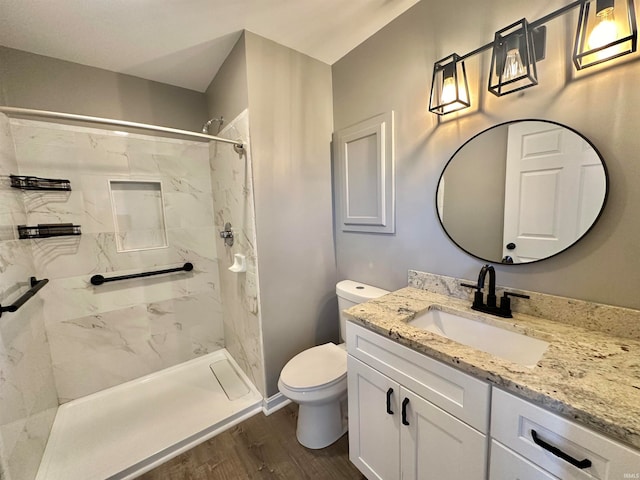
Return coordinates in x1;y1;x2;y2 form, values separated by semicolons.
278;280;389;449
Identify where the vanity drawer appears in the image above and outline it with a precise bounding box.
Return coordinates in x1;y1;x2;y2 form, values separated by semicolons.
491;388;640;480
346;321;490;433
490;440;559;480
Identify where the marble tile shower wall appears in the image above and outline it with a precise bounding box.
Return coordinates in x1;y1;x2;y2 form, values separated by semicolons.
210;109;266;396
9;119;225;403
0;114;58;480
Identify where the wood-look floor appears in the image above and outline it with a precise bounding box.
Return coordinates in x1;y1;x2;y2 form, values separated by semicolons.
138;404;367;480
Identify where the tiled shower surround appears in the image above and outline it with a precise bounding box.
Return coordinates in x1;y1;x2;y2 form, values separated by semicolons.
0;114;58;480
9;118;226;403
210;110;266;396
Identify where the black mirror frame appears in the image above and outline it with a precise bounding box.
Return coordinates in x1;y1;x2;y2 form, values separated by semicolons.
435;119;610;265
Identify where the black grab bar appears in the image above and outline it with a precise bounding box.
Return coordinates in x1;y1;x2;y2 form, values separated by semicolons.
90;263;193;286
0;277;49;317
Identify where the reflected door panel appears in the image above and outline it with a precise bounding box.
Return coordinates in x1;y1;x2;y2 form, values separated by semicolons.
577;146;606;236
436;120;608;264
503;123;584;262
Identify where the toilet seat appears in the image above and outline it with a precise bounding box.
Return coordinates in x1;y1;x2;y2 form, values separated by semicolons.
276;280;388;449
279;343;346;391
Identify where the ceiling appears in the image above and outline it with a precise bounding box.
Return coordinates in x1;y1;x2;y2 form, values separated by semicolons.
0;0;421;92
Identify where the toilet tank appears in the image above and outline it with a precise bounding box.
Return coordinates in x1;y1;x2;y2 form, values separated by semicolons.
336;280;389;342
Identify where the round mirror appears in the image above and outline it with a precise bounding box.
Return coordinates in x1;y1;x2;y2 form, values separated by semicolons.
436;120;608;264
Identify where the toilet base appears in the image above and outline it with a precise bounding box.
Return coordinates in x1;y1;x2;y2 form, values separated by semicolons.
296;396;348;449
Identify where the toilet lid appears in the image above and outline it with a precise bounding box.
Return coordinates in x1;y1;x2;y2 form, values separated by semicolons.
280;343;347;390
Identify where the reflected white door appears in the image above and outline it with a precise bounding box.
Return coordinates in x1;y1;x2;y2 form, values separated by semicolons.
502;123;605;262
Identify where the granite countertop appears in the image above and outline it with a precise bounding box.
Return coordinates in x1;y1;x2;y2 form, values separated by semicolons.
344;286;640;450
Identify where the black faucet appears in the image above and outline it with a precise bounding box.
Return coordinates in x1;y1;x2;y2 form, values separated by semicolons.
461;264;529;318
477;264;497;309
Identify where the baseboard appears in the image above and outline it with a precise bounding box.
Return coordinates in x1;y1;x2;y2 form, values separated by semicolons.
262;393;291;416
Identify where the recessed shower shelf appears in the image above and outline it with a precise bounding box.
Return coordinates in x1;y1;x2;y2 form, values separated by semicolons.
10;174;72;191
18;223;82;239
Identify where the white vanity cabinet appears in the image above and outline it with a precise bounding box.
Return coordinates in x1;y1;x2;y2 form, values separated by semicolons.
346;322;490;480
489;388;640;480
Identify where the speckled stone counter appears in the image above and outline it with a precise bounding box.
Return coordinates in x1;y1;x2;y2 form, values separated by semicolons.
344;274;640;450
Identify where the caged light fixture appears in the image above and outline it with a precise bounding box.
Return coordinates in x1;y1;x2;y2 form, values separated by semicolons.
488;19;546;97
429;54;471;115
573;0;638;69
429;0;638;115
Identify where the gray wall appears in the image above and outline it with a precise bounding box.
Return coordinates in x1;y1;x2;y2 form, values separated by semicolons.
0;46;208;132
205;33;249;125
245;32;337;397
442;125;507;261
332;0;640;310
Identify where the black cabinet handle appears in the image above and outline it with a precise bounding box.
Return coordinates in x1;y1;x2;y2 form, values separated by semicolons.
531;430;592;469
506;242;516;250
402;398;410;426
386;388;394;415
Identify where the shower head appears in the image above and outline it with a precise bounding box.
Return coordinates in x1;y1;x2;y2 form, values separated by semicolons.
201;117;224;134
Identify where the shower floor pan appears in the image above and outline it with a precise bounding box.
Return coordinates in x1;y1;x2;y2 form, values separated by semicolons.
36;349;262;480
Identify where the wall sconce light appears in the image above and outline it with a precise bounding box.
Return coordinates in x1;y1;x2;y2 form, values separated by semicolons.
429;0;638;115
429;54;470;115
488;19;546;96
573;0;638;69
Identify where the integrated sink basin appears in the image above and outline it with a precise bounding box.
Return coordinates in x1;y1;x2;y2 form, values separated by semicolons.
409;308;549;367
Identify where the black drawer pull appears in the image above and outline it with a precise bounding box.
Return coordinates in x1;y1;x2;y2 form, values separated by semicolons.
531;430;592;469
402;398;410;426
386;388;394;415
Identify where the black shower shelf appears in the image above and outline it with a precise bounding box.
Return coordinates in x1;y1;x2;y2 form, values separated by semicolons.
0;277;49;318
10;174;72;191
18;223;82;239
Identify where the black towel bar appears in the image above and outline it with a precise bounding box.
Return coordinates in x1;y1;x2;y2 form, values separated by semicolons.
0;277;49;317
90;263;193;286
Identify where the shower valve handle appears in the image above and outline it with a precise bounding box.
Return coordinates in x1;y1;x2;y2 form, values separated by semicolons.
219;222;234;246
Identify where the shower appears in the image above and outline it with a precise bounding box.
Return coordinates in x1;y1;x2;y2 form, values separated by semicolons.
202;116;224;134
0;107;261;480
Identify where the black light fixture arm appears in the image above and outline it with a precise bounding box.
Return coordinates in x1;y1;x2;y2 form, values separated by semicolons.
458;42;494;62
529;0;585;29
456;0;585;63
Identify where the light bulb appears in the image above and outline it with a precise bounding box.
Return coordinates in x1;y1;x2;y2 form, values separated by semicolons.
588;6;618;50
441;76;457;104
502;48;526;81
440;74;468;114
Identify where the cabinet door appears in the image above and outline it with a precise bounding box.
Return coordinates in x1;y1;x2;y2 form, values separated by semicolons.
348;356;401;480
400;387;487;480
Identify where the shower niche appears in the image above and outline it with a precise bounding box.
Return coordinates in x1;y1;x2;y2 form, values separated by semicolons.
109;179;168;252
